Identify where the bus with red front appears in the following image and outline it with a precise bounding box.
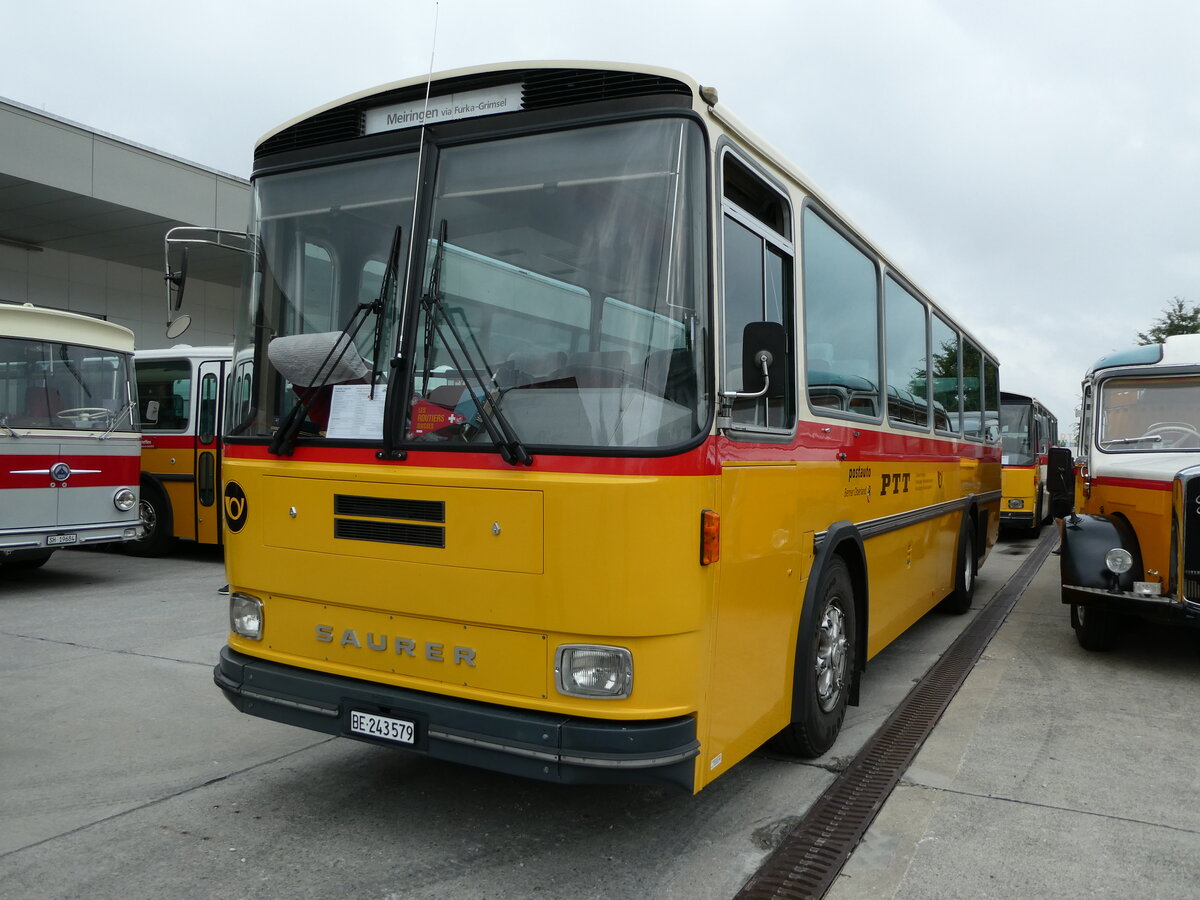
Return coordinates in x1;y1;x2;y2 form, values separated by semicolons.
0;302;141;568
171;62;1002;792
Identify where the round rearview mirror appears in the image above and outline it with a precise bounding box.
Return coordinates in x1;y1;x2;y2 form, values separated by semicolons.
165;314;192;339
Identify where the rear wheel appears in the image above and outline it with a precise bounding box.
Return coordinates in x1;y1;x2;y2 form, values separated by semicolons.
1071;603;1118;651
771;556;856;757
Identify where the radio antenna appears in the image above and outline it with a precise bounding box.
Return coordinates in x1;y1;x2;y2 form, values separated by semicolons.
397;1;440;358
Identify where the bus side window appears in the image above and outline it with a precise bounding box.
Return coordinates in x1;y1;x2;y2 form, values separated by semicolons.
720;151;795;430
803;208;880;419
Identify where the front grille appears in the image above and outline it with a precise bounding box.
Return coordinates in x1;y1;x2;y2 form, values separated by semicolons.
1176;465;1200;602
333;493;446;548
334;495;444;522
256;67;691;159
334;518;445;548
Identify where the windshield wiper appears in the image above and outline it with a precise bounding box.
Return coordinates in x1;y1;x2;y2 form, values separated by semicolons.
418;220;532;466
0;416;18;438
369;225;403;399
1101;435;1163;447
99;400;134;440
268;286;385;457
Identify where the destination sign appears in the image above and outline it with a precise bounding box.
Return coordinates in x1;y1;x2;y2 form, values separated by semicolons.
364;84;524;134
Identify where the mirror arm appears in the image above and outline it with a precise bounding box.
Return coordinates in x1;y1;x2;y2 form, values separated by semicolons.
721;350;773;401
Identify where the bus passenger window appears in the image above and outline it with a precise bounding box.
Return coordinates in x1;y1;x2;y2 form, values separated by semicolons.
962;339;984;438
931;314;960;433
884;277;930;428
803;209;880;418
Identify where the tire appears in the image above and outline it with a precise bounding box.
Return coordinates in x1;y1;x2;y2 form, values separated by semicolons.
3;550;54;570
1027;493;1043;536
940;518;977;615
125;484;175;557
1071;603;1118;651
771;556;857;757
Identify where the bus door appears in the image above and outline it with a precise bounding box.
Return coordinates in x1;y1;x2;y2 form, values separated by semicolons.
194;358;226;544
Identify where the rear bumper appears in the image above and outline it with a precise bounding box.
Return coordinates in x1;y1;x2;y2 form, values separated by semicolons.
214;646;699;790
1000;510;1035;528
1062;584;1200;628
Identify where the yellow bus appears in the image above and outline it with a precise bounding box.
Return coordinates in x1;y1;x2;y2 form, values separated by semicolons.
999;390;1058;535
173;62;1001;792
127;346;232;556
1053;334;1200;650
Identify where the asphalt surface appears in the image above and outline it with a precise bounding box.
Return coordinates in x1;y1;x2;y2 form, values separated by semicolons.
2;533;1197;899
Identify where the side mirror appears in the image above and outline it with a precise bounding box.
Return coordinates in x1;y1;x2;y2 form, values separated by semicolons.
741;320;788;399
144;400;160;424
163;226;258;338
1048;446;1075;518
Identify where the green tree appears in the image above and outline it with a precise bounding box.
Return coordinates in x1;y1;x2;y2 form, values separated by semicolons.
1137;297;1200;345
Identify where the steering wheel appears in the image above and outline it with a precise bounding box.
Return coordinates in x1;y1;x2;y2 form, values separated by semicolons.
1144;422;1200;448
55;407;111;423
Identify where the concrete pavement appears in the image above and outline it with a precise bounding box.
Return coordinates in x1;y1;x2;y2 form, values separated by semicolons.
828;540;1200;899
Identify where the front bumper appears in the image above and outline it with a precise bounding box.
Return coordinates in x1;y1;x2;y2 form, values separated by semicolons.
1062;584;1200;628
214;646;700;790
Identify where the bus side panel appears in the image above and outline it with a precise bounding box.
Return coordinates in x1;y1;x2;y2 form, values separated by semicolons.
140;440;197;542
703;463;810;785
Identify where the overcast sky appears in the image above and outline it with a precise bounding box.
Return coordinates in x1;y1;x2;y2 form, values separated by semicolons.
4;0;1198;430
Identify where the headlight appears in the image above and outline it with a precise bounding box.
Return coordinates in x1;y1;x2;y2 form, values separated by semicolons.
230;593;263;640
113;488;137;511
555;645;632;699
1105;548;1133;575
1007;498;1025;509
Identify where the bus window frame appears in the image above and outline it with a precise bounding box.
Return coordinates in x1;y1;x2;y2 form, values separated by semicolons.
717;141;797;440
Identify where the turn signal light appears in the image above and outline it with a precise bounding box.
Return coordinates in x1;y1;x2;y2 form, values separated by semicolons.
700;509;720;565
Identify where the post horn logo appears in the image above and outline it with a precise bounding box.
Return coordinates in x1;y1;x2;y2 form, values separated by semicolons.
224;481;248;533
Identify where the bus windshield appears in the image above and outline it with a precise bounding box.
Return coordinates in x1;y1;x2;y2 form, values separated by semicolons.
1098;375;1200;451
1000;401;1034;465
234;116;710;452
0;336;135;432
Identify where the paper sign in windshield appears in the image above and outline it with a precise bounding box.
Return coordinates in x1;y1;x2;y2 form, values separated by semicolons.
326;384;387;440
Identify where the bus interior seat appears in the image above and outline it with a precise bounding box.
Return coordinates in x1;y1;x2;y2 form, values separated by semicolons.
495;351;567;389
554;350;631;388
643;348;696;408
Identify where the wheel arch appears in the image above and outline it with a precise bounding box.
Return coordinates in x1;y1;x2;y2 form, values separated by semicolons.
1060;511;1144;590
792;521;867;717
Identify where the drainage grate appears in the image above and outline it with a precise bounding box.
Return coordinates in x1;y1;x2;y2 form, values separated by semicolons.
736;529;1057;899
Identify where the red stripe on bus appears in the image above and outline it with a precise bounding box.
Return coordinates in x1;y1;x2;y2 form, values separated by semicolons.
0;453;140;489
222;423;999;476
1089;476;1172;492
140;435;198;450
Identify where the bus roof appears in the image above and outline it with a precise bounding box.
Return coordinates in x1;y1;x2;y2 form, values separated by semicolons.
253;59;999;367
134;344;233;361
1087;333;1200;375
0;302;134;352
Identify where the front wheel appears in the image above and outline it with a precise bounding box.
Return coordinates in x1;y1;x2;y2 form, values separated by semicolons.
940;520;976;615
1071;603;1118;651
771;556;857;757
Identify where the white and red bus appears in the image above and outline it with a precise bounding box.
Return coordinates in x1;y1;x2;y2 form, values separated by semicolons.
0;302;142;569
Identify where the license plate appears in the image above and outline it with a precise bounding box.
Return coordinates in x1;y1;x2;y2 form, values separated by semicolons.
349;710;415;745
47;533;77;546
